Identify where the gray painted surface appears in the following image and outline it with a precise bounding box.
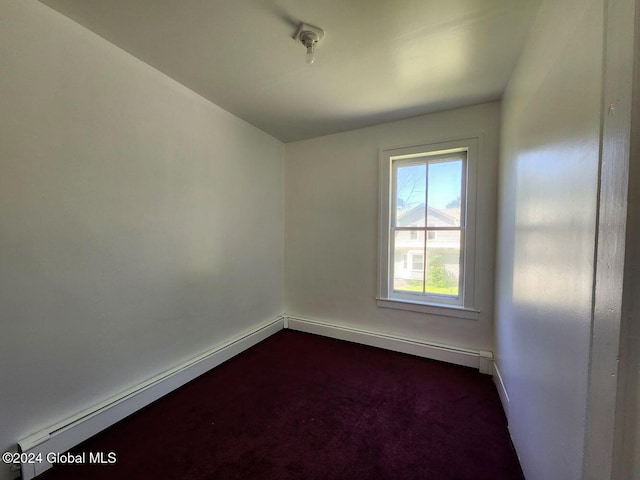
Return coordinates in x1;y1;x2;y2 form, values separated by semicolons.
584;0;637;477
617;3;640;476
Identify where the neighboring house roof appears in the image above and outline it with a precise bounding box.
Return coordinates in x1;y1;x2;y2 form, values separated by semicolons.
397;204;460;227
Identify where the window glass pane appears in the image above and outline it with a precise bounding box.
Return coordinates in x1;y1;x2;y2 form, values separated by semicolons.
393;230;424;293
426;159;462;227
395;163;426;227
425;230;460;297
411;253;424;271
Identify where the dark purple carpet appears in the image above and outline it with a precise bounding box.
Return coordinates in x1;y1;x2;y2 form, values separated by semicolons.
37;330;523;480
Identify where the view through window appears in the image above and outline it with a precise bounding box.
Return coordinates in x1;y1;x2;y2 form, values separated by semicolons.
391;152;465;303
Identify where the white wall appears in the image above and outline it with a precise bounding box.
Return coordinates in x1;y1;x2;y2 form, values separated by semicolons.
495;0;604;479
0;2;283;479
285;102;499;350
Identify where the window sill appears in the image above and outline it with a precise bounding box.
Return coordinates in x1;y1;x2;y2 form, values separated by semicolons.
376;298;479;320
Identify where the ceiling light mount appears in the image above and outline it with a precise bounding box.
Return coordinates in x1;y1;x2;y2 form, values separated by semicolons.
293;22;325;64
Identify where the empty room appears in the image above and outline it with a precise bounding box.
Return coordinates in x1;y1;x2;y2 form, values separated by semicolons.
1;0;639;479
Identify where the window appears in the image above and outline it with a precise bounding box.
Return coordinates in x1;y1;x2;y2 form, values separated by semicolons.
377;138;478;318
410;253;424;272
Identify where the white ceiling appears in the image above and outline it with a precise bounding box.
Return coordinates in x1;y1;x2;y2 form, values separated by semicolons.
39;0;540;142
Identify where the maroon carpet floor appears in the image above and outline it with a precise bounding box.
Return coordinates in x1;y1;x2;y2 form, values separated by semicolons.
37;330;523;480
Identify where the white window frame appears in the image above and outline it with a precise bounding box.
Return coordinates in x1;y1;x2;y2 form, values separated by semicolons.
377;138;479;320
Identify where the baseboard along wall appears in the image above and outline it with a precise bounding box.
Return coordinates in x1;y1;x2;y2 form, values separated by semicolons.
17;314;495;479
18;317;284;480
285;315;494;374
492;361;510;420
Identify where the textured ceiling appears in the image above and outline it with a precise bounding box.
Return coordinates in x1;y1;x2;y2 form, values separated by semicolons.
39;0;540;142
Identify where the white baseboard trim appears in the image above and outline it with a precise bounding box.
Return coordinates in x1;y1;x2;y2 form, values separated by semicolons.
493;361;510;420
284;315;493;374
18;316;284;480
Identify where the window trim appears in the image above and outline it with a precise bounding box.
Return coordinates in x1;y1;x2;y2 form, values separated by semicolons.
377;138;479;318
